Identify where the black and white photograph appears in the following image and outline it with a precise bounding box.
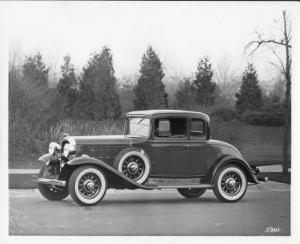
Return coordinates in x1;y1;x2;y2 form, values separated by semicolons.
0;0;299;241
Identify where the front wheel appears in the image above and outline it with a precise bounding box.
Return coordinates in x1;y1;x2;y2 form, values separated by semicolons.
177;188;206;198
213;164;247;202
69;166;107;206
37;165;69;201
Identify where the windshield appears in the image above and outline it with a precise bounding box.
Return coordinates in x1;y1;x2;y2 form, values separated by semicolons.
125;117;151;137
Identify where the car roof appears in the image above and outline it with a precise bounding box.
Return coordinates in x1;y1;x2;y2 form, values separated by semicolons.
127;109;210;121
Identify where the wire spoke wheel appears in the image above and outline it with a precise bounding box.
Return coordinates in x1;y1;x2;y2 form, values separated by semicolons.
69;166;107;206
121;155;145;181
220;172;242;196
213;164;247;203
78;172;101;199
115;148;151;184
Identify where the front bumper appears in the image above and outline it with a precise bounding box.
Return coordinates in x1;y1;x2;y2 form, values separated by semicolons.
32;176;66;187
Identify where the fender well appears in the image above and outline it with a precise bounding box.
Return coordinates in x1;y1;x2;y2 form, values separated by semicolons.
211;156;258;184
63;157;156;190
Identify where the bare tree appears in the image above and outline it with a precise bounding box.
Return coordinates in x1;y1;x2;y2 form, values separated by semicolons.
245;10;291;174
214;57;241;107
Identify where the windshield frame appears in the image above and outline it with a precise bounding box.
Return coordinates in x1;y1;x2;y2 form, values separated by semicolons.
124;116;151;138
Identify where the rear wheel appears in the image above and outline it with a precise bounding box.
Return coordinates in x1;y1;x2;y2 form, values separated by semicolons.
213;164;247;202
37;165;69;201
177;188;206;198
69;166;107;206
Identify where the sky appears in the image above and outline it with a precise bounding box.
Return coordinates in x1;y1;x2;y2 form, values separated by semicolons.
1;1;296;83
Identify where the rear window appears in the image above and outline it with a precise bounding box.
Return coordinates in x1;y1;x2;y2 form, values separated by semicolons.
190;119;205;139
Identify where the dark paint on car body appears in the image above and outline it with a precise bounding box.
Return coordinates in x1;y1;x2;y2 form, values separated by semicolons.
72;110;242;178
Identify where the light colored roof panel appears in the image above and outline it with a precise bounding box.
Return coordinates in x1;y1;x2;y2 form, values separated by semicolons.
127;109;210;121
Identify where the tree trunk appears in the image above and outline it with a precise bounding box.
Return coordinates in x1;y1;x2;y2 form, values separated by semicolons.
282;79;290;174
282;11;291;175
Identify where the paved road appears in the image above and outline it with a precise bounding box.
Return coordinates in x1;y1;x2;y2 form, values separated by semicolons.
9;182;290;236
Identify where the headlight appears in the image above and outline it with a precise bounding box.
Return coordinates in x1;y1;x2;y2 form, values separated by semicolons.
49;142;61;155
63;143;76;158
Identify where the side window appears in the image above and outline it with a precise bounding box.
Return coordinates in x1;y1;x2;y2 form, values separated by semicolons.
190;119;205;139
154;118;187;138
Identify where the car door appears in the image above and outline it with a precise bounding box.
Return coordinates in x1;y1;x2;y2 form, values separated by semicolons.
147;117;191;177
188;118;211;176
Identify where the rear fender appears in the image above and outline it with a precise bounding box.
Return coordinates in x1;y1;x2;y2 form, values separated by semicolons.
210;156;258;184
65;156;156;190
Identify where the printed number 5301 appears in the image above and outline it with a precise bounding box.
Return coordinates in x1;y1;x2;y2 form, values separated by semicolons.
265;226;280;233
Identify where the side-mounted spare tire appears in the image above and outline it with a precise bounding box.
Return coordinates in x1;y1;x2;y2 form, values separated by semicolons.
113;147;151;184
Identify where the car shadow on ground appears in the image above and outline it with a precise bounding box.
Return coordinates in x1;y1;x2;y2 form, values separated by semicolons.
102;197;220;205
52;195;258;208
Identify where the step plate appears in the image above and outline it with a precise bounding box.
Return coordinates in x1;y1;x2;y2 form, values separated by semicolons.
146;177;201;186
145;177;210;188
155;184;213;189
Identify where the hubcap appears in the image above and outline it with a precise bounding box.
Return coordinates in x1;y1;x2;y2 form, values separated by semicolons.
78;173;101;199
122;155;145;180
225;178;236;189
83;179;95;192
128;162;139;174
221;172;242;196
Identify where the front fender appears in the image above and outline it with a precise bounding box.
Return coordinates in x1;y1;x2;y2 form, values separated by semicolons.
66;156;156;190
209;156;259;184
38;153;52;164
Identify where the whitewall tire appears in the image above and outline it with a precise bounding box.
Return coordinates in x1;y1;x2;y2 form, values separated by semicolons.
114;148;151;184
69;166;107;206
213;164;247;202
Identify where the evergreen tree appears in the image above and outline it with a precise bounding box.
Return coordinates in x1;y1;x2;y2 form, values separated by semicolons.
164;93;169;108
134;46;167;109
235;63;263;113
175;78;196;109
57;55;78;116
192;57;216;107
23;52;49;88
78;46;121;119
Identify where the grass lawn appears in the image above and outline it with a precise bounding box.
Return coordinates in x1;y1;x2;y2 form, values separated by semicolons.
229;123;288;166
9;156;41;169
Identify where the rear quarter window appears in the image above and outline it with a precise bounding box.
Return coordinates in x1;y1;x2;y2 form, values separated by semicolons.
190;119;205;139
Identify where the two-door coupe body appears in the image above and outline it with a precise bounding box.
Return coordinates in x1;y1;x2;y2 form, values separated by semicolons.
33;110;267;206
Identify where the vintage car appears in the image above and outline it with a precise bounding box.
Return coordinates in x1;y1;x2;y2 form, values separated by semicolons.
33;110;267;206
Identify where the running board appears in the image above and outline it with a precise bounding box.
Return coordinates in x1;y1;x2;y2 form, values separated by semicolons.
154;184;213;189
144;178;213;190
146;177;202;186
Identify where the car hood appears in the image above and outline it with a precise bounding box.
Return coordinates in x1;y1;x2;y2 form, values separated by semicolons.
72;135;147;145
